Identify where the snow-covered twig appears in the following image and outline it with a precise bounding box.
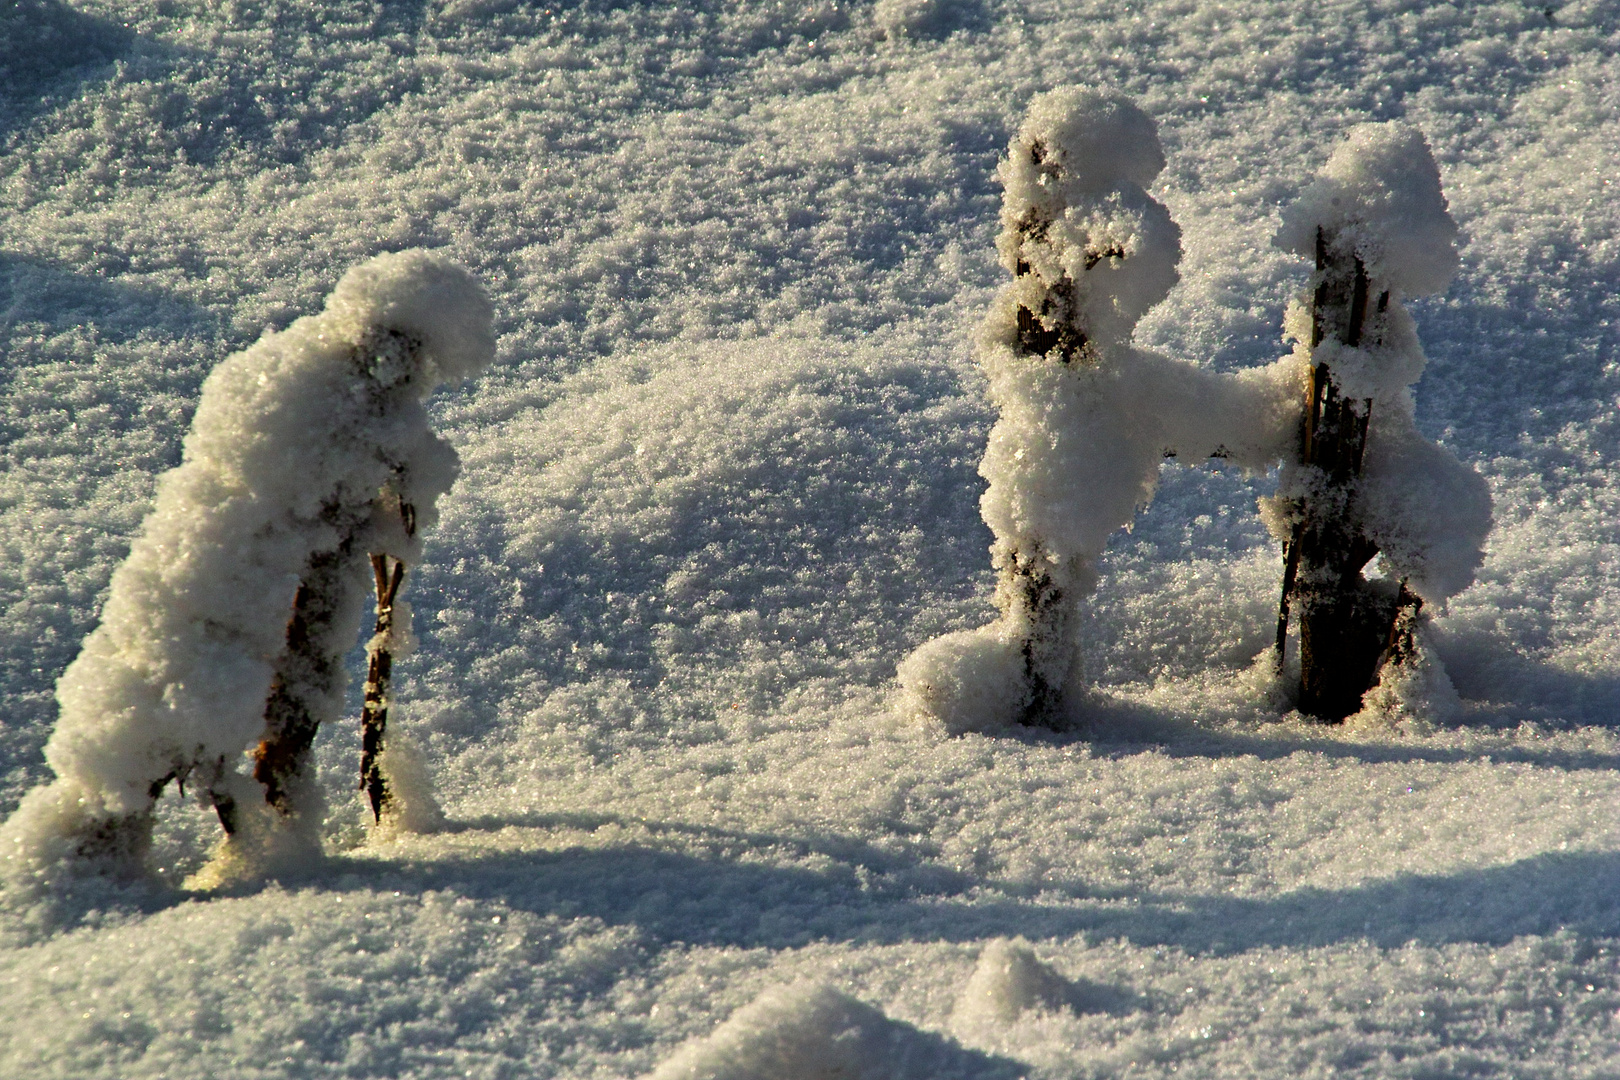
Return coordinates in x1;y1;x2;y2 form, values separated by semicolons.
897;88;1298;734
359;546;407;823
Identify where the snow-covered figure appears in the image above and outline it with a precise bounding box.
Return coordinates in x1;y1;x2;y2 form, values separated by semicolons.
1268;123;1492;722
897;88;1299;733
0;250;492;890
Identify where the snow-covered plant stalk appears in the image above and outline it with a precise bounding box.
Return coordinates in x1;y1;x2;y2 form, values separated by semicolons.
0;250;493;888
359;549;407;822
897;88;1298;734
971;90;1181;725
1268;123;1491;721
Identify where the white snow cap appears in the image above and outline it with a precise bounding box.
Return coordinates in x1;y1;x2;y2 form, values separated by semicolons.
1275;121;1459;296
324;248;497;387
1013;86;1166;192
995;86;1180;350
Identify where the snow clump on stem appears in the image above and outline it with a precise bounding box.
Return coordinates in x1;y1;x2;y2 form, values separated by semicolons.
1268;122;1492;723
897;87;1300;734
0;249;493;893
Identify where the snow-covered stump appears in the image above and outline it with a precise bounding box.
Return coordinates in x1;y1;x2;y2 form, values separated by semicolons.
1269;123;1492;722
0;250;492;892
898;88;1299;734
1274;230;1394;719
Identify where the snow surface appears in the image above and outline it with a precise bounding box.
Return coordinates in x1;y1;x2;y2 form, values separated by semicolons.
2;1;1620;1077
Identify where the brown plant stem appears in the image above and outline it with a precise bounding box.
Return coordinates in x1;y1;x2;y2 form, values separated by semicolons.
1275;228;1413;720
359;546;407;822
252;545;358;818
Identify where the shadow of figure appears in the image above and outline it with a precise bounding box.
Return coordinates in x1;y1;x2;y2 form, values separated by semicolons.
1067;845;1620;955
0;0;131;135
17;807;1620;979
1436;628;1620;732
0;252;223;803
311;815;1620;959
989;691;1620;773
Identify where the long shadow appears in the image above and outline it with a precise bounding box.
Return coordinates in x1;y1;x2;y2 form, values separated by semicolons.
1436;629;1620;731
444;809;958;877
1121;847;1620;953
351;829;969;951
16;813;1620;968
0;253;225;801
0;0;131;136
1013;689;1620;773
3;0;433;166
309;815;1620;958
1106;716;1620;772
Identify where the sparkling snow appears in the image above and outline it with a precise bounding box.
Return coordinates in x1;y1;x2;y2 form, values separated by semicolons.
2;1;1619;1077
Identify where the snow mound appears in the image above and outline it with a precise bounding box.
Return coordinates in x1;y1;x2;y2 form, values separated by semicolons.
951;937;1077;1034
896;627;1033;735
649;980;991;1080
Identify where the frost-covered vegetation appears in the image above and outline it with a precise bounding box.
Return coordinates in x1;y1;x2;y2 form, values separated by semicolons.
2;1;1619;1078
897;93;1489;735
898;88;1299;733
1269;122;1492;723
1;250;490;892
